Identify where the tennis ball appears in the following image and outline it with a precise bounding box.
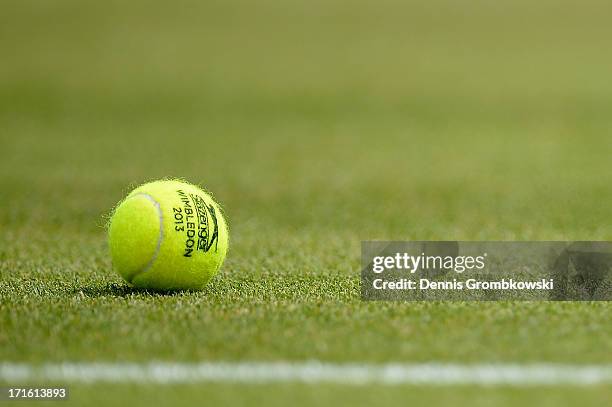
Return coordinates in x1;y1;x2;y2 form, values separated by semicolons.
108;179;229;291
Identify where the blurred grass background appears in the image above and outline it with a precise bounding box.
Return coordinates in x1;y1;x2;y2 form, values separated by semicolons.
1;0;611;239
1;0;611;405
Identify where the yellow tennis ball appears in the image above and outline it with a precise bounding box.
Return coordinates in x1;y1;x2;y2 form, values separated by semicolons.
108;179;229;291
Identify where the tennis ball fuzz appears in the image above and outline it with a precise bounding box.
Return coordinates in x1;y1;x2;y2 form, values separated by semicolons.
108;180;229;291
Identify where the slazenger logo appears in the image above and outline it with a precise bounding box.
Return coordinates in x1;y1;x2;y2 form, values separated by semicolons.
176;189;220;257
192;194;219;253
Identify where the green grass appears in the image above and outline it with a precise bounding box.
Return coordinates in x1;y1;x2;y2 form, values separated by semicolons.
1;0;611;405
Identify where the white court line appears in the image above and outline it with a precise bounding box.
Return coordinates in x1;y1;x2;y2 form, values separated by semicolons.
1;362;612;386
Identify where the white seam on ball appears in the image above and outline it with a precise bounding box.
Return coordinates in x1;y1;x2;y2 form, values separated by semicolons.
129;193;163;283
